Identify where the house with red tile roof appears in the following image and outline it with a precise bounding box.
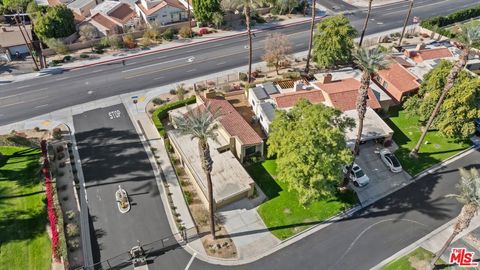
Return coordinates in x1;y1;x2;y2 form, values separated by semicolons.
374;61;421;103
86;1;137;35
174;91;264;163
135;0;188;26
407;47;454;63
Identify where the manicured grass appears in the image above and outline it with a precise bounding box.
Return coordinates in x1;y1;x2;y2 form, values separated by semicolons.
247;159;357;240
0;147;51;270
385;107;470;176
382;247;450;270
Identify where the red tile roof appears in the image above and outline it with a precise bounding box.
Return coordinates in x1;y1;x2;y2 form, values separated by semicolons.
412;47;453;62
47;0;60;6
136;0;186;16
109;3;136;24
73;11;86;24
376;63;420;102
206;98;263;145
273;90;325;109
91;13;118;30
313;78;381;112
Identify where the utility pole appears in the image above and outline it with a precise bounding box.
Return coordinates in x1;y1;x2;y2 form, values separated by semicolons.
397;0;415;48
14;14;40;71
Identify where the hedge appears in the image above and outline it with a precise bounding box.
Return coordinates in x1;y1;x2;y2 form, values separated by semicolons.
152;96;196;138
420;5;480;31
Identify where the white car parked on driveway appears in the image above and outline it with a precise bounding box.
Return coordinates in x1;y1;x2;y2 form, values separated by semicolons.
379;149;403;173
343;163;370;187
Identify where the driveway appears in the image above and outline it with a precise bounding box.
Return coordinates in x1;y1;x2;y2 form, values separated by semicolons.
351;141;411;205
73;104;173;268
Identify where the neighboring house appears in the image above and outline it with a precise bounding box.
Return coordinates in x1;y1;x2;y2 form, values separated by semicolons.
405;46;454;63
86;1;137;35
374;61;420;103
246;70;393;147
68;0;97;18
135;0;188;26
0;26;32;58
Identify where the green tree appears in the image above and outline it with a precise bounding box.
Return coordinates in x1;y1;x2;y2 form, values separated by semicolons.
2;0;30;12
34;5;75;41
192;0;222;23
344;47;389;186
313;14;357;69
45;38;68;55
212;12;224;29
268;100;355;205
430;168;480;268
409;26;480;157
404;60;480;139
174;104;221;239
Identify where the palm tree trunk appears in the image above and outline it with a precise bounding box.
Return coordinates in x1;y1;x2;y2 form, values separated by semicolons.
305;0;316;74
246;5;253;83
343;73;370;186
430;204;477;268
199;141;216;239
358;0;373;47
397;0;414;47
409;49;468;157
187;0;192;37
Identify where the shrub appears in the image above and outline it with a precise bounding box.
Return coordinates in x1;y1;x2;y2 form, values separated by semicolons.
179;25;192;38
184;191;193;204
122;34;137;49
68;239;80;249
162;28;176;41
282;71;301;80
152;96;196;138
152;97;165;105
79;54;89;59
169;89;177;95
66;223;79;237
62;55;73;62
198;28;209;36
145;24;162;41
239;72;248;81
420;4;480;38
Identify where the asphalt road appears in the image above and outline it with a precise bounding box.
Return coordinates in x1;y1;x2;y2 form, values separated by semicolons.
0;0;478;125
73;104;172;268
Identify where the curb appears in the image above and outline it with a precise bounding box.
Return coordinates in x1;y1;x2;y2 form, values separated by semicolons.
65;18;321;72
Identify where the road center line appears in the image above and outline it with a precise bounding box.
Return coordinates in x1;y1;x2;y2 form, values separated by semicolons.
184;252;197;270
0;87;49;100
34;104;49;109
16;84;32;89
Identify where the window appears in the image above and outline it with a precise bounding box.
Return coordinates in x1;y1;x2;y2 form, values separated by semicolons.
382;81;389;89
245;146;257;156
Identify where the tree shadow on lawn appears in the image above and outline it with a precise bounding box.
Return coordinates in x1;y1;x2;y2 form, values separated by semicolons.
246;162;282;199
0;207;48;246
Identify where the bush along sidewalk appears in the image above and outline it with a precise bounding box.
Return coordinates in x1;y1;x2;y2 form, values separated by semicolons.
152;96;196;137
420;4;480;38
41;140;67;262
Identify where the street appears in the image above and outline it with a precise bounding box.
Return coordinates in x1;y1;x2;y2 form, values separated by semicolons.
0;0;477;125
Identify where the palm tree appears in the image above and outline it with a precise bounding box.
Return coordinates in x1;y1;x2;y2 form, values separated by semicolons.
358;0;373;47
174;103;221;239
397;0;414;47
409;26;480;157
343;47;389;186
228;0;263;82
187;0;192;37
305;0;316;74
430;168;480;268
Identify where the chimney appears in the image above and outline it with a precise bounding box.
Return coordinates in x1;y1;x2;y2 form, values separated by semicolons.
293;80;305;92
318;73;332;84
204;89;216;99
415;43;426;51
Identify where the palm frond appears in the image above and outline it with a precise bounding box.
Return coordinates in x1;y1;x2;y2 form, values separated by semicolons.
447;168;480;207
173;103;221;144
461;25;480;47
353;46;390;74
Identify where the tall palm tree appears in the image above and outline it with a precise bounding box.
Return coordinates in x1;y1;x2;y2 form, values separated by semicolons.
174;103;221;239
344;47;389;186
229;0;263;82
187;0;192;37
430;168;480;268
397;0;414;47
358;0;373;47
305;0;316;74
409;26;480;157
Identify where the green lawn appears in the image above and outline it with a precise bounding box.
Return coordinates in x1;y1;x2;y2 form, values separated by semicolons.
382;247;450;270
247;159;357;240
386;108;470;176
0;147;51;270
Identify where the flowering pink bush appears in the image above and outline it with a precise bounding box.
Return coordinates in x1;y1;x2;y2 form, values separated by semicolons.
41;140;60;261
198;28;209;36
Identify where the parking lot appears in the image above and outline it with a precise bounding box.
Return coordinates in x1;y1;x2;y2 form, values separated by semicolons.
351;141;412;205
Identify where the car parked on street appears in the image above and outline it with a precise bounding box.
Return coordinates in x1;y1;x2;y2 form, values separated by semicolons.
343;163;370;187
379;149;403;173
